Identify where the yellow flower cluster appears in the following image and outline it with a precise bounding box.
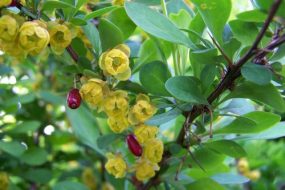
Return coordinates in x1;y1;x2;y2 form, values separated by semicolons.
80;44;163;181
0;13;73;58
237;158;261;181
99;44;131;81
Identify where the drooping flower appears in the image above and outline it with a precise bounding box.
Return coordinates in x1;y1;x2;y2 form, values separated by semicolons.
105;153;127;178
48;22;72;55
0;15;19;42
99;44;131;81
143;139;164;164
135;159;159;181
128;94;157;125
107;115;129;133
79;78;109;107
134;124;159;144
103;90;129;117
18;21;50;55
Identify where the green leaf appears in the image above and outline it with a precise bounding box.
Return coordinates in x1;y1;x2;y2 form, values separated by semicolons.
97;134;121;150
236;10;267;22
116;81;147;94
21;147;48;166
66;105;103;155
229;20;258;46
98;19;123;51
83;22;102;55
0;141;26;157
225;82;285;112
187;178;225;190
71;37;87;57
38;91;65;105
165;76;208;104
217;111;280;134
53;181;88;190
211;174;249;184
200;64;217;92
140;61;171;96
24;169;52;184
70;17;87;26
241;63;272;85
192;0;231;44
189;48;218;78
84;6;118;20
125;2;196;48
133;39;162;73
204;140;246;158
107;7;136;40
253;0;285;18
146;108;182;126
42;1;75;10
8;121;41;134
235;122;285;140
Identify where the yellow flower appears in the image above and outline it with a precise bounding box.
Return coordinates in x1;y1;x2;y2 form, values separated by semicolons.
0;172;9;190
18;21;50;55
246;170;261;181
99;44;131;81
102;182;115;190
143;139;163;163
134;124;159;144
128;94;157;125
82;168;96;190
237;158;249;173
112;0;124;6
0;0;11;7
107;115;129;133
103;90;129;117
135;159;159;181
48;22;72;55
0;15;18;42
105;153;127;178
80;78;109;107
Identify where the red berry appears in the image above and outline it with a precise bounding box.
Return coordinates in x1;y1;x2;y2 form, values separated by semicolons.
126;134;142;157
67;88;81;109
10;0;18;6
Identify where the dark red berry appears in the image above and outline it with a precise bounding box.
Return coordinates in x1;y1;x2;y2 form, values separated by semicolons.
9;0;18;6
67;88;81;109
126;134;142;157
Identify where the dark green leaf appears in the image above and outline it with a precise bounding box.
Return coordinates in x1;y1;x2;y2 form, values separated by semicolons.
241;63;272;85
140;61;171;96
146;108;182;126
84;6;118;20
66;105;103;155
217;111;280;134
225;82;285;112
97;134;121;149
42;1;75;10
204;140;246;158
165;76;208;104
192;0;231;44
0;141;26;157
200;64;217;92
8;121;41;134
24;169;52;184
83;22;102;55
21;147;48;166
236;10;267;22
53;181;88;190
98;19;123;51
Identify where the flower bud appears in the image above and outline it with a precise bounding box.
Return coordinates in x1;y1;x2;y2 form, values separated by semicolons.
126;134;142;157
67;88;81;109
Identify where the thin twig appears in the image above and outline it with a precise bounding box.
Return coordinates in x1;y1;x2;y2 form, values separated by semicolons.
208;32;233;67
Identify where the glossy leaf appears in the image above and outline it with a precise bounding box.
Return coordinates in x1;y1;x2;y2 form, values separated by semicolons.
165;76;208;104
204;140;246;158
140;61;171;96
192;0;231;44
125;2;196;48
0;141;26;157
225;82;285;112
241;63;272;85
21;147;48;166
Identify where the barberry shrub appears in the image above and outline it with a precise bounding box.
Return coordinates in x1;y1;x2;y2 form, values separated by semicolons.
0;0;285;189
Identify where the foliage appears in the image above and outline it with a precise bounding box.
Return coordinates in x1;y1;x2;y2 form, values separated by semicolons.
0;0;285;190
